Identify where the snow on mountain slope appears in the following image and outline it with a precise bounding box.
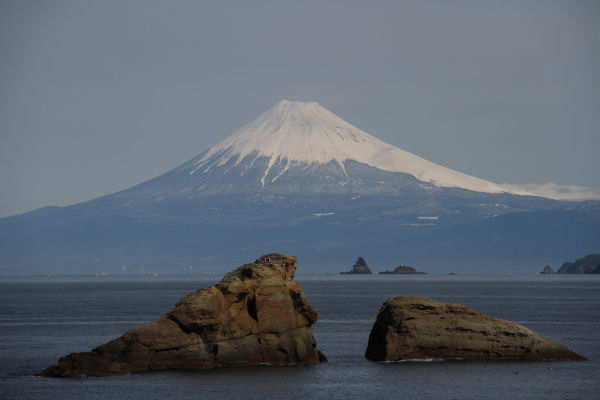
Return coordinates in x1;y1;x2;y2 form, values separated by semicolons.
188;100;530;195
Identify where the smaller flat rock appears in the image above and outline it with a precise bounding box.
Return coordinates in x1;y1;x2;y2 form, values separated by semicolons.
379;265;425;274
365;296;587;362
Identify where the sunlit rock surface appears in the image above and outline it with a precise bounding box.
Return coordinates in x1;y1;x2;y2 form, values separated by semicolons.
366;296;586;362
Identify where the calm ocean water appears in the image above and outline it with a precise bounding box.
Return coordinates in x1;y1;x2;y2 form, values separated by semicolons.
0;274;598;400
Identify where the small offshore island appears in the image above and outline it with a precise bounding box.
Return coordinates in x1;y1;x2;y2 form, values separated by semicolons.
340;258;426;274
340;257;372;274
379;264;426;274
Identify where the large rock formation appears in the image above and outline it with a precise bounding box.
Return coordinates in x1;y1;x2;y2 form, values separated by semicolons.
41;254;327;377
557;254;600;274
365;296;586;362
340;257;372;274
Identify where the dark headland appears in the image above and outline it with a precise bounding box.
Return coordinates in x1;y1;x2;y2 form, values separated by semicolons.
557;254;600;274
540;254;600;274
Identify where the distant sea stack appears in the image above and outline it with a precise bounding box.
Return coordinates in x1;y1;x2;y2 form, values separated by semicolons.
40;254;327;377
379;264;425;274
540;265;555;274
365;296;586;362
557;254;600;274
340;257;372;274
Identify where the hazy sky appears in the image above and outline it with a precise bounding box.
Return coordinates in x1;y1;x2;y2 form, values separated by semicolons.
1;0;599;217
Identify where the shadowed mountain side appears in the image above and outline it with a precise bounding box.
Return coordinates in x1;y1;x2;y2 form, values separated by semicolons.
1;198;598;275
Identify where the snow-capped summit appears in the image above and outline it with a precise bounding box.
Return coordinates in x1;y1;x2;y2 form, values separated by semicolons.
188;100;524;194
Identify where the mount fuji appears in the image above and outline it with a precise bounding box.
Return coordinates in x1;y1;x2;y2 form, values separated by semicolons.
188;100;515;192
117;100;524;201
1;101;598;275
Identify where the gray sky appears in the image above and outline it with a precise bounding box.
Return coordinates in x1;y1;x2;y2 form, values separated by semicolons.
1;0;599;217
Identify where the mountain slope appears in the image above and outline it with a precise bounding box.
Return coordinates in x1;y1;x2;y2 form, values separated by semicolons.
107;100;533;206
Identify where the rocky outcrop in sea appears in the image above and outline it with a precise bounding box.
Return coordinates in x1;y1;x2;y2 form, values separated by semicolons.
365;296;586;362
379;264;425;274
541;265;555;274
340;257;372;274
41;254;327;377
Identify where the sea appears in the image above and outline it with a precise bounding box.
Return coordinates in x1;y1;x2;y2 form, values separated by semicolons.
1;274;598;400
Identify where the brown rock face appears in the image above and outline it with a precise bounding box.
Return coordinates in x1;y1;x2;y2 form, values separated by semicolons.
41;254;327;377
365;296;586;362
